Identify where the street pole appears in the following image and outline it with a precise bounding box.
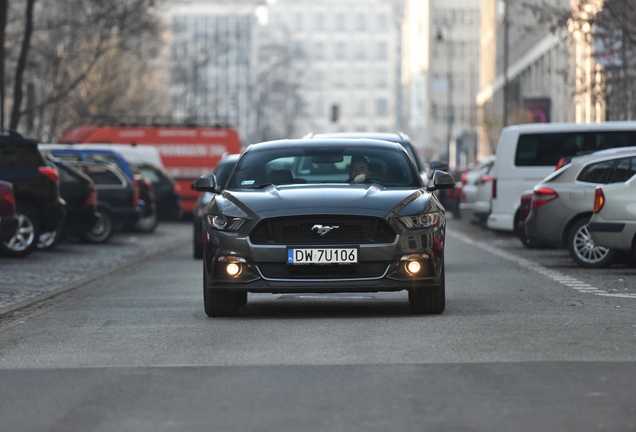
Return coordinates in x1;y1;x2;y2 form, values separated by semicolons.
502;0;509;127
446;38;453;165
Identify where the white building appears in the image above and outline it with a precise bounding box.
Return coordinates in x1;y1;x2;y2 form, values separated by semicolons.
260;0;402;136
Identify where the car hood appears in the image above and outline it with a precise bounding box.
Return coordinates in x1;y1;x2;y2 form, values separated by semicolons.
218;184;432;219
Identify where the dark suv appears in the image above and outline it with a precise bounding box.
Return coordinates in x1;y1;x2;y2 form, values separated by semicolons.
0;130;66;257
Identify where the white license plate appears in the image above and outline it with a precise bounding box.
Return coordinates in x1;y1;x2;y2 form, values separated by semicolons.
287;248;358;265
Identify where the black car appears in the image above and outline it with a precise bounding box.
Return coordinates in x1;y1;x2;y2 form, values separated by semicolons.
0;130;66;257
194;139;454;317
40;158;98;247
0;180;18;245
67;161;141;243
192;153;240;259
137;163;182;222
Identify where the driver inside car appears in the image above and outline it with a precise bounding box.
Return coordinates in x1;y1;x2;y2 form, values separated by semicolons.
348;155;372;183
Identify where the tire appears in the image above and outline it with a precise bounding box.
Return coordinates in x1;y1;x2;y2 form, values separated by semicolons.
0;205;39;258
409;264;445;314
81;210;114;244
37;230;61;251
193;221;203;259
136;205;159;233
237;291;248;306
567;218;616;268
203;271;241;317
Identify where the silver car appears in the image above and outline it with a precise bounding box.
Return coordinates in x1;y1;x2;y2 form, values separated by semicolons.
589;161;636;255
525;147;636;268
459;155;495;225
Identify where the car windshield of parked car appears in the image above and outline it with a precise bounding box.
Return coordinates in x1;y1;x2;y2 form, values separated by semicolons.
228;146;420;188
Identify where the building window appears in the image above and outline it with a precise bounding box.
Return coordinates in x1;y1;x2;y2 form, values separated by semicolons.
313;69;325;87
294;40;305;58
335;13;346;31
354;41;367;60
355;98;367;116
333;69;347;87
375;69;388;88
376;98;388;116
314;97;325;117
294;13;304;31
376;41;387;60
377;13;389;31
377;126;388;132
354;69;367;88
314;41;325;60
355;13;366;31
334;41;347;60
315;13;326;31
355;126;367;132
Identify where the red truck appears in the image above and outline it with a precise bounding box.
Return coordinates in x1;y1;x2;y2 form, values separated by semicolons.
58;125;242;214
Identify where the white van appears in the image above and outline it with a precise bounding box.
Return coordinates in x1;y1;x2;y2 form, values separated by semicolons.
487;121;636;232
39;143;164;167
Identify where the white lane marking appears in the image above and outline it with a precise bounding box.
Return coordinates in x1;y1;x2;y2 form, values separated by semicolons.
448;230;636;299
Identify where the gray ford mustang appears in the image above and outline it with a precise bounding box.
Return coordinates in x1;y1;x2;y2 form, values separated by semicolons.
194;139;454;317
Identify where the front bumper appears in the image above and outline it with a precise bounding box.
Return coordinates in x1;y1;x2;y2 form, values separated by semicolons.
203;228;445;293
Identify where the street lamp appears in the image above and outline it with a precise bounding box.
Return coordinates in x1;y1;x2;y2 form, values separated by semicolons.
436;29;453;164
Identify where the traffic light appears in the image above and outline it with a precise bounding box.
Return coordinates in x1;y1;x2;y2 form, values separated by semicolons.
330;104;339;123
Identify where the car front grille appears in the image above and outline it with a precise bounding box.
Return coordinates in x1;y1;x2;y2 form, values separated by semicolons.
249;215;396;245
257;263;389;279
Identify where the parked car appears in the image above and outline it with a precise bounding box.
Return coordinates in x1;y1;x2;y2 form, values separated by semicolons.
487;121;636;233
0;180;18;245
130;163;159;233
515;190;534;247
524;147;636;268
41;146;157;232
589;158;636;258
136;162;182;221
193;138;454;317
193;153;239;259
41;158;98;247
0;131;66;257
66;161;141;243
459;155;496;225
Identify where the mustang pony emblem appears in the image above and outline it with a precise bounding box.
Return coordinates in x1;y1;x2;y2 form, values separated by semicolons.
311;224;339;236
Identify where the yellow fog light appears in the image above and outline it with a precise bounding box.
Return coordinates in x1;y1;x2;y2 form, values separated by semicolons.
405;261;422;275
226;263;241;276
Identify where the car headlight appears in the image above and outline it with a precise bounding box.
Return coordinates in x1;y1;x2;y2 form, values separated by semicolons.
207;214;246;231
399;212;441;229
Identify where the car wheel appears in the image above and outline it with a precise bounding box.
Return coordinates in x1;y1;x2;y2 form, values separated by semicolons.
81;210;114;244
37;230;60;251
0;205;39;257
136;206;159;233
567;218;616;268
203;267;240;317
409;264;445;314
193;221;203;259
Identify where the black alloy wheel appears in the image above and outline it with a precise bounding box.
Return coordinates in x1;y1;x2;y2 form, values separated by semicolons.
193;221;203;259
81;210;114;244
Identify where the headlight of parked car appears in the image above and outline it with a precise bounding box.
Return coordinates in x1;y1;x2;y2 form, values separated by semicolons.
399;211;441;229
207;214;247;231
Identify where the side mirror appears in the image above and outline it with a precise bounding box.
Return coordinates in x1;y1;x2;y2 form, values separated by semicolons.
193;173;218;192
428;170;455;191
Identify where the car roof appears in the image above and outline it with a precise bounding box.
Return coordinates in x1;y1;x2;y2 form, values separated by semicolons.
570;146;636;168
305;132;410;143
503;121;636;134
244;138;408;153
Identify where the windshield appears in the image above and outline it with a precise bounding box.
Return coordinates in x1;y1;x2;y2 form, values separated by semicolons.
228;145;421;189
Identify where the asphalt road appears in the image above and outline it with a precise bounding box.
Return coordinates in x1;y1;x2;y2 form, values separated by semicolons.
0;218;635;431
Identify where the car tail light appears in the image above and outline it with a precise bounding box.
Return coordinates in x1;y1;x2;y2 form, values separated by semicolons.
593;187;605;213
480;174;493;183
492;178;497;199
132;190;139;208
84;187;97;210
39;166;59;183
0;186;15;212
555;157;567;171
460;171;469;185
532;188;559;207
173;183;182;194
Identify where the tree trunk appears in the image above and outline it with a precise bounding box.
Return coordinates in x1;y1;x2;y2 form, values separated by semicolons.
0;0;8;129
10;0;36;131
